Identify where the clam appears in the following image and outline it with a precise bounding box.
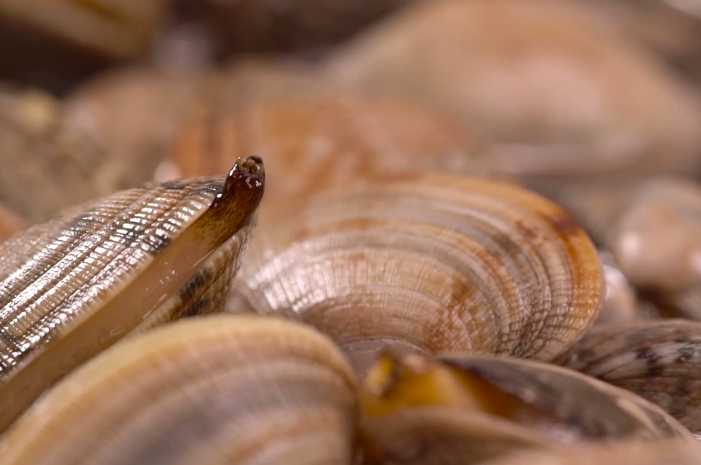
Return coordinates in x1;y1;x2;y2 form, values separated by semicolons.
0;156;264;431
360;352;691;464
235;174;603;372
559;319;701;436
609;177;701;319
1;315;689;465
0;315;356;465
328;0;701;179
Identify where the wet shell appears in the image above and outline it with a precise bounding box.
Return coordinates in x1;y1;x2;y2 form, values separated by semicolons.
0;314;356;465
558;319;701;436
480;439;701;465
236;174;603;372
359;353;691;465
0;156;264;431
609;178;701;318
0;204;25;242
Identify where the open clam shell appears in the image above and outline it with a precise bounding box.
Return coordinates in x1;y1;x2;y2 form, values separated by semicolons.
359;353;692;465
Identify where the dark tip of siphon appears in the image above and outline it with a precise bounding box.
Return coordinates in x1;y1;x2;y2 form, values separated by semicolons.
212;155;265;208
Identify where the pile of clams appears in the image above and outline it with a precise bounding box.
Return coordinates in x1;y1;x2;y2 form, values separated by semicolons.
1;151;700;464
3;0;701;464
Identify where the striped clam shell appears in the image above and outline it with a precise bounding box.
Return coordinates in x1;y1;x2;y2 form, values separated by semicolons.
235;174;603;373
0;156;264;430
359;352;691;465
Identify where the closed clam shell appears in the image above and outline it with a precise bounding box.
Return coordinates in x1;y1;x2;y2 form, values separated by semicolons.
237;175;603;372
559;319;701;436
328;0;701;179
609;178;701;319
0;156;264;431
479;439;701;465
0;314;357;465
187;0;414;53
359;353;691;465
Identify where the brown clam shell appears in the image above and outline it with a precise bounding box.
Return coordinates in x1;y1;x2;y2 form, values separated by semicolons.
559;319;701;436
328;0;701;179
0;157;264;431
236;174;603;372
360;353;691;465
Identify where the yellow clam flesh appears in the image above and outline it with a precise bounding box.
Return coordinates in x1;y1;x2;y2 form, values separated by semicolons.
559;319;701;437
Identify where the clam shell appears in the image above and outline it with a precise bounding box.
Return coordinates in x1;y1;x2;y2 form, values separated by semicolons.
609;178;701;319
0;204;25;242
559;319;701;436
360;353;691;465
237;175;603;372
0;314;356;465
0;157;264;430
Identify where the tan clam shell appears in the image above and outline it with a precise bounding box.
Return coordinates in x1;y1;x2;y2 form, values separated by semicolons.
479;439;701;465
559;319;701;436
0;314;357;465
328;0;701;179
236;175;603;372
359;353;691;465
0;157;264;431
170;93;483;259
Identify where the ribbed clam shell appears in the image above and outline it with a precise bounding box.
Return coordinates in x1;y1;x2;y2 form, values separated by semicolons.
559;319;701;436
0;315;356;465
0;157;264;430
237;175;603;372
479;439;701;465
360;353;691;465
0;204;25;242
